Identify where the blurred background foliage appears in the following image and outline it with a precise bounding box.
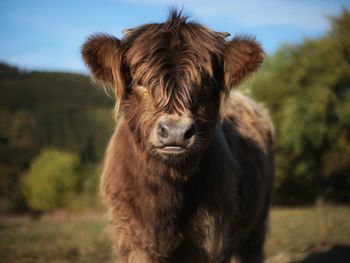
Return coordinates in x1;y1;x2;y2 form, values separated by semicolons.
22;149;80;213
0;10;349;214
0;63;114;213
250;9;350;205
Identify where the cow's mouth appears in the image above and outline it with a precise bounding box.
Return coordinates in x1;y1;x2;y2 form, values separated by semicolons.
157;145;186;154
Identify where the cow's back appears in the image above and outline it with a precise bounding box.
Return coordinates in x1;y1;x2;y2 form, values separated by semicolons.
221;91;275;234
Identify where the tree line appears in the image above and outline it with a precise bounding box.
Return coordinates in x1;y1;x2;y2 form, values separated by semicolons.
0;63;114;213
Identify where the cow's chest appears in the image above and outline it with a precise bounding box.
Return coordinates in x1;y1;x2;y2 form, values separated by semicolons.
162;207;230;262
194;208;228;255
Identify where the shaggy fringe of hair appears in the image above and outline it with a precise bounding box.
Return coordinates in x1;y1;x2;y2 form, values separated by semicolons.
120;9;226;114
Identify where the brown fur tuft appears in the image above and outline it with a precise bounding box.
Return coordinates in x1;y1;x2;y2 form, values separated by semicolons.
224;35;265;91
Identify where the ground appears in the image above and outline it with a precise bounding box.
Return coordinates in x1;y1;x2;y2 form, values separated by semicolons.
0;205;349;263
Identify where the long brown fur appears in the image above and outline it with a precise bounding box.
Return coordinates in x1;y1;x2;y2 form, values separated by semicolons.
82;10;274;263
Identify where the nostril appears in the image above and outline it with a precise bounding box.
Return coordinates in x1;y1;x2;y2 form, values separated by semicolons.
184;124;196;141
158;124;169;139
157;118;196;147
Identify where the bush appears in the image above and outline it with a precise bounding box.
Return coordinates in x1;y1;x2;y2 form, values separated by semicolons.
22;149;79;212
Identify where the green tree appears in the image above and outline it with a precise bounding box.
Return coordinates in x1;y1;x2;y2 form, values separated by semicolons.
21;149;79;212
250;9;350;204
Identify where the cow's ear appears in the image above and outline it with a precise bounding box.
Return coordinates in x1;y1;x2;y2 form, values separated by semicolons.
223;36;264;91
82;34;125;107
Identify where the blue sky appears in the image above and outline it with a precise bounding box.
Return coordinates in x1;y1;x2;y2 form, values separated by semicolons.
0;0;349;73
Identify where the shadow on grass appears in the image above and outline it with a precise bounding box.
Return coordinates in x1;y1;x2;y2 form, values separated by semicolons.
299;244;350;263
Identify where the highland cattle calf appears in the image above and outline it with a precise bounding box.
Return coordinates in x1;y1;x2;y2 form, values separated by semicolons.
82;10;275;263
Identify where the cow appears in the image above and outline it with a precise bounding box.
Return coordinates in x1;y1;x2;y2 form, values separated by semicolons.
82;10;275;263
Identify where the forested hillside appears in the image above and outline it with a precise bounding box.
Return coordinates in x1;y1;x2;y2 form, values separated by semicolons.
0;63;114;212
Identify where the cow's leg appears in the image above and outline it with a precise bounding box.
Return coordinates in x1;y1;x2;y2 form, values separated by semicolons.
221;253;234;263
108;216;155;263
235;218;268;263
116;248;153;263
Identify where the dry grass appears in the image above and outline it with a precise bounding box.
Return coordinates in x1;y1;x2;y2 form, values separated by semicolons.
0;213;112;263
265;205;350;262
0;205;349;263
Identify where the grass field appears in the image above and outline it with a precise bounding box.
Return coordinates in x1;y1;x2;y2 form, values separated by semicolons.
0;205;349;263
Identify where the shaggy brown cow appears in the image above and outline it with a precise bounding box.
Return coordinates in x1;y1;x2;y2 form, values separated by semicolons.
82;10;274;263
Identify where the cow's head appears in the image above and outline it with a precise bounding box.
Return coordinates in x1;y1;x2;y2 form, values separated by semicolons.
82;11;263;164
